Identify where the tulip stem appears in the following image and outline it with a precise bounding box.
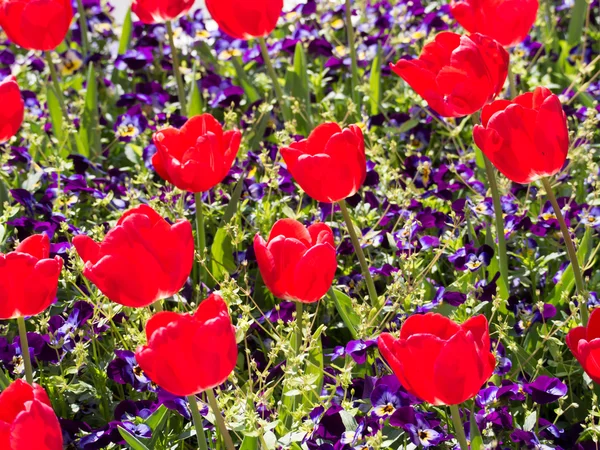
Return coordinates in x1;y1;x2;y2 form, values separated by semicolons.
345;0;361;109
338;200;379;309
76;0;90;57
449;404;469;450
508;63;518;98
542;177;588;325
295;301;304;353
483;156;510;301
206;389;235;450
187;395;209;450
166;21;188;115
44;52;68;118
152;300;163;312
258;37;291;121
17;317;33;384
195;192;206;297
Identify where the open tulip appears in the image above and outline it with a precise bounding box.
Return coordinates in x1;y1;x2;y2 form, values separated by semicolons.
0;0;73;51
280;123;366;203
567;308;600;385
473;87;568;184
450;0;539;47
73;205;194;308
132;0;195;24
378;313;495;405
390;32;509;118
0;234;63;320
0;76;24;143
152;114;242;193
135;294;238;396
254;219;337;303
0;379;63;450
205;0;283;40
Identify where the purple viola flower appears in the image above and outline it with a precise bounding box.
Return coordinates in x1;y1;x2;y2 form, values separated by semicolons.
345;339;377;364
580;206;600;228
107;350;151;391
511;430;560;450
493;340;512;376
114;105;148;142
370;384;403;418
115;47;154;71
524;376;568;404
449;245;494;272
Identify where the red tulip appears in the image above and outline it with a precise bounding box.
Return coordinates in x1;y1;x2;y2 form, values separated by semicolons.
152;114;242;193
378;313;495;405
254;219;337;303
0;76;24;143
135;294;238;396
0;235;63;320
567;308;600;385
0;0;73;51
450;0;539;47
0;379;63;450
205;0;283;40
132;0;195;24
73;205;194;308
280;123;366;203
390;32;509;118
473;87;568;184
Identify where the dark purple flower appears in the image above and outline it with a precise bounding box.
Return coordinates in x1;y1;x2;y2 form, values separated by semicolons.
524;376;568;404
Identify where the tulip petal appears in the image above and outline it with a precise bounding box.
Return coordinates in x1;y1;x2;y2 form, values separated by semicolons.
533;93;568;177
461;315;490;352
15;234;49;260
308;223;335;247
306;122;342;155
254;234;278;294
9;400;63;450
73;235;101;265
268;218;311;245
399;313;460;340
566;326;587;359
145;311;184;342
577;339;600;384
291;243;337;303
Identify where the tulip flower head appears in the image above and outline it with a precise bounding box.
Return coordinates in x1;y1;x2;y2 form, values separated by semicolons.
0;75;24;143
132;0;195;24
0;0;73;51
378;313;495;405
254;219;337;303
473;87;569;184
205;0;283;40
73;205;194;308
450;0;539;47
0;379;63;450
390;32;509;118
280;123;366;203
152;114;242;193
567;308;600;385
0;234;63;320
135;294;238;396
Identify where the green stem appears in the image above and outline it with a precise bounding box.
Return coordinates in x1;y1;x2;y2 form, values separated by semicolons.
345;0;361;109
258;37;291;121
195;192;206;298
166;21;187;115
338;200;379;309
542;177;588;325
508;63;518;98
483;156;510;300
17;317;33;384
295;301;304;354
187;395;209;450
449;404;469;450
206;389;235;450
152;300;163;312
44;52;68;118
76;0;90;57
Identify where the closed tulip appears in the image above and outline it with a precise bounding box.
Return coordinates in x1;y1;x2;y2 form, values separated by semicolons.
473;87;568;184
0;0;73;51
205;0;283;40
0;234;63;320
152;114;242;193
0;379;63;450
0;76;24;143
135;294;238;396
378;313;495;405
254;219;337;303
132;0;195;24
73;205;194;308
450;0;539;47
390;32;509;118
567;308;600;385
280;123;366;203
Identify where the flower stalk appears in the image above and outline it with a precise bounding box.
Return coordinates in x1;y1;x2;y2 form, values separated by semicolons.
449;404;469;450
166;20;187;115
195;192;206;296
258;36;291;121
206;389;235;450
17;317;33;384
187;395;209;450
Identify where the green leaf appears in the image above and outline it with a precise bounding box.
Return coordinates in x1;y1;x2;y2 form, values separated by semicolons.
232;57;260;104
304;324;325;407
550;227;592;305
221;172;246;225
469;403;483;450
524;411;537;432
146;405;168;430
567;0;589;47
118;427;151;450
118;7;133;55
210;228;237;281
78;63;99;157
331;289;360;339
0;369;11;390
284;42;312;134
369;44;382;115
47;85;64;143
0;177;8;216
187;63;203;117
240;436;258;450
